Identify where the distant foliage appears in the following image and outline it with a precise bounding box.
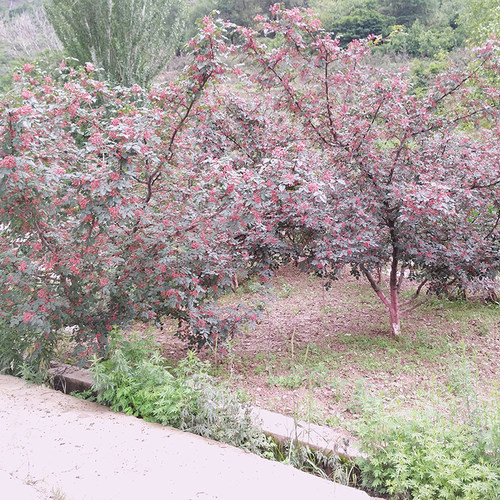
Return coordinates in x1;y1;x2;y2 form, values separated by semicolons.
0;8;62;91
0;0;45;16
311;0;467;56
330;7;394;45
380;19;465;58
185;0;307;41
377;0;434;27
459;0;500;44
0;8;61;60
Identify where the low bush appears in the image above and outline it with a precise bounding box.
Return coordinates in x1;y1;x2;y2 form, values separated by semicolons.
91;332;273;456
354;368;500;499
0;319;56;376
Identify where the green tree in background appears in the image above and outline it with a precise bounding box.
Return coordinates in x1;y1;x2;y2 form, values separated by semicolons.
310;0;433;38
330;6;394;44
45;0;185;87
182;0;307;46
378;0;434;26
310;0;468;57
184;0;265;40
459;0;500;43
309;0;376;32
185;0;307;38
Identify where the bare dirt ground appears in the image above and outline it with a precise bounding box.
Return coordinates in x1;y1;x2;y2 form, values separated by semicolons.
150;266;500;428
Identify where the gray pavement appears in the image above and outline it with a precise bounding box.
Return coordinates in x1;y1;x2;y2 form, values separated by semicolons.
0;375;371;500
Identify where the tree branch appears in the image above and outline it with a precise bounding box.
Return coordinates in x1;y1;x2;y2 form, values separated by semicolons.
401;278;428;307
485;211;500;240
470;178;500;189
401;296;431;315
360;264;390;308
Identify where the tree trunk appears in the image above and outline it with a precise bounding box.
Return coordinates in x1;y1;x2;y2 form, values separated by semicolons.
360;247;402;338
389;284;401;337
388;246;401;337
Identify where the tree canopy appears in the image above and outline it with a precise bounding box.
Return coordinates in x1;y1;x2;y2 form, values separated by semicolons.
0;8;498;370
459;0;500;44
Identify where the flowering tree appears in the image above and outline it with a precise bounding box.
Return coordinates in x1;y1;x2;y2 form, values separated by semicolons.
0;18;268;370
233;6;500;336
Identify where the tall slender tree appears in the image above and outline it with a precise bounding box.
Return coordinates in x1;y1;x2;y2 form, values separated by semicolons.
45;0;185;87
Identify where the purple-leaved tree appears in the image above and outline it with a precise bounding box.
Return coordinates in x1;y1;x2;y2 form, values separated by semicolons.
232;6;500;336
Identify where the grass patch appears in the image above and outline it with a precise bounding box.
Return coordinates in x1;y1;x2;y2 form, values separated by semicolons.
337;328;457;365
267;370;304;389
423;299;499;335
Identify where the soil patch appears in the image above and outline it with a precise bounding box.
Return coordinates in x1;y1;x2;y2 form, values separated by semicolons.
146;266;500;430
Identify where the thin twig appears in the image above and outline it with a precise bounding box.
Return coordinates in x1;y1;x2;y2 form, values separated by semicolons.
401;296;431;315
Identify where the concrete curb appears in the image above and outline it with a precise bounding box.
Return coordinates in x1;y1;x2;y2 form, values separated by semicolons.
50;361;364;461
51;361;94;394
251;407;365;460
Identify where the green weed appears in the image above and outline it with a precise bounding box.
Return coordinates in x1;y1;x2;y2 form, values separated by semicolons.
277;280;294;298
91;332;273;456
273;439;352;485
267;370;303;389
295;392;324;425
354;362;500;499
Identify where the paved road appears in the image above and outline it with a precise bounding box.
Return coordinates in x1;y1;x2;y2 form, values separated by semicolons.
0;375;371;500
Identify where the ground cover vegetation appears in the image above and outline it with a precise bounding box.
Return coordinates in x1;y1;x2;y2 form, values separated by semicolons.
160;267;499;498
90;331;274;456
355;379;500;498
76;330;354;486
0;3;499;498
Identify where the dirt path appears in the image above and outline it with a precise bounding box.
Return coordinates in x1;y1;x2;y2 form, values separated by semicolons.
0;375;370;500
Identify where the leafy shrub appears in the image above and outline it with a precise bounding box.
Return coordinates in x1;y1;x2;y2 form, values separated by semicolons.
246;8;500;338
91;332;273;456
0;17;267;361
0;319;56;376
329;7;394;46
3;5;498;365
379;20;464;58
354;376;500;499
